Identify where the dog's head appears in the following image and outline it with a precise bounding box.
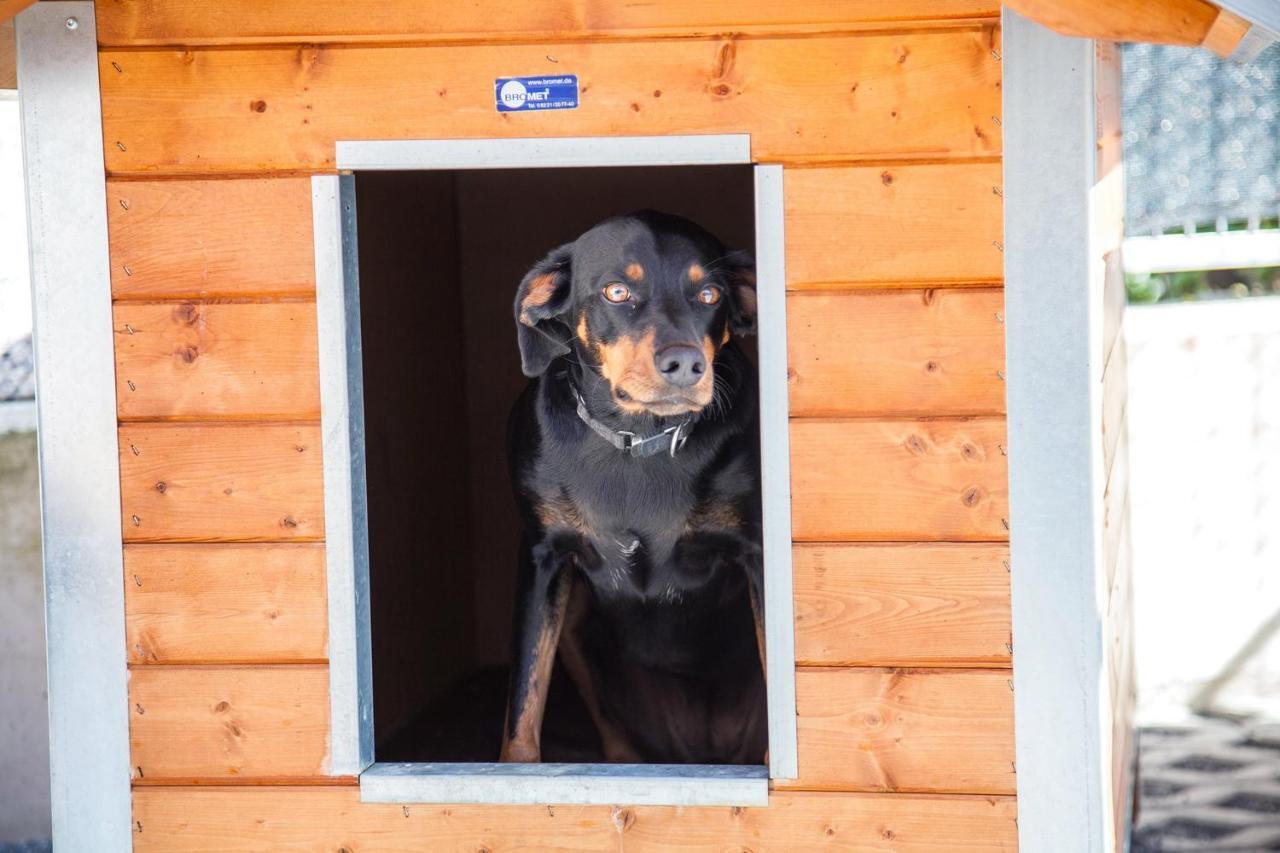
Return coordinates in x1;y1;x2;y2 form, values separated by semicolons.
514;211;756;417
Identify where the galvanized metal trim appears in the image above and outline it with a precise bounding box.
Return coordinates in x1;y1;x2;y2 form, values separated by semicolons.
1231;23;1280;63
753;164;799;781
360;762;769;806
17;3;131;849
321;136;796;801
313;175;375;775
1003;9;1109;853
335;134;752;170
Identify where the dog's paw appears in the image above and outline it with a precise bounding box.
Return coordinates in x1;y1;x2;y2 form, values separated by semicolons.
603;738;643;764
500;740;541;763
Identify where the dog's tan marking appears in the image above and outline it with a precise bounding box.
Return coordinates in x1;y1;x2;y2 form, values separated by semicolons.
598;329;715;415
576;311;590;346
684;499;741;533
535;491;591;536
688;263;705;283
748;581;767;677
624;262;644;282
501;569;573;763
518;272;560;325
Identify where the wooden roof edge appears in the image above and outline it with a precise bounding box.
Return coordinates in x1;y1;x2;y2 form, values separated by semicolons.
0;0;36;27
1005;0;1277;59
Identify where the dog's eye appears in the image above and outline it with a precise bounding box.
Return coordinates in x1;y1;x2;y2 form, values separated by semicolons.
696;286;722;306
603;283;632;304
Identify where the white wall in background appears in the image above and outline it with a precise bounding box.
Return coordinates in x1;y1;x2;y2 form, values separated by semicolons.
1127;297;1280;721
0;96;32;350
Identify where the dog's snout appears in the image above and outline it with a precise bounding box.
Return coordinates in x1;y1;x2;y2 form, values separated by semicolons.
655;344;706;388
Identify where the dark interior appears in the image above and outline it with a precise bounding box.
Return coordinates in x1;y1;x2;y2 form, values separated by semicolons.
354;165;756;762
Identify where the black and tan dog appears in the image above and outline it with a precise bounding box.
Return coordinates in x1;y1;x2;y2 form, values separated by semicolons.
501;211;767;765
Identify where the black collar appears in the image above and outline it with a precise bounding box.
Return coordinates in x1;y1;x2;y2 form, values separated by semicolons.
569;383;695;458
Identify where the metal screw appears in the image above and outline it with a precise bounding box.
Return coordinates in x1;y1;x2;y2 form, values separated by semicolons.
65;17;79;30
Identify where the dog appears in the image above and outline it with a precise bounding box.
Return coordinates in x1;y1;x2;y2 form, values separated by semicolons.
501;210;767;765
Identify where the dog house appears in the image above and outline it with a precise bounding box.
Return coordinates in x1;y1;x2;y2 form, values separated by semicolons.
10;0;1278;850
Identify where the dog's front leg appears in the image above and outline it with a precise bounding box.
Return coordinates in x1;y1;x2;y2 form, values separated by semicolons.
501;537;576;763
740;547;767;675
559;579;642;763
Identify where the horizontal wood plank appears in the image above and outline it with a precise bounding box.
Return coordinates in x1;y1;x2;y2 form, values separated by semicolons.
119;423;325;542
131;786;1018;851
786;163;1004;287
98;0;1000;46
790;418;1008;541
126;664;1014;793
107;178;315;299
129;665;330;779
783;668;1015;794
793;544;1010;667
787;288;1005;416
100;31;1001;174
125;544;327;664
114;301;320;420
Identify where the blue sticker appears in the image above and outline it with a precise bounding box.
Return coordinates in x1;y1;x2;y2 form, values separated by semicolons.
495;74;579;112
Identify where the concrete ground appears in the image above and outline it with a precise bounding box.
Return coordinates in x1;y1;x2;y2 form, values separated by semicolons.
1135;719;1280;851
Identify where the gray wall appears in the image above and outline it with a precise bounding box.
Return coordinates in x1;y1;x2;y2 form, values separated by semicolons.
0;420;50;843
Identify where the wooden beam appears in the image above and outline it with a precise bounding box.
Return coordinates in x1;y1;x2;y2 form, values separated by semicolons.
1003;0;1219;46
0;0;36;28
1202;8;1252;56
0;19;14;89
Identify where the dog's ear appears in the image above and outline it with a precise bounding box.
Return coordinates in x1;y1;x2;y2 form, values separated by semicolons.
514;242;575;377
723;250;758;336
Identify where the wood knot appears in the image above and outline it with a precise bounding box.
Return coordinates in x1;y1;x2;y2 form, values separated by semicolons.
880;171;894;186
925;360;940;373
710;83;732;97
824;825;836;837
895;46;910;64
176;345;198;364
904;434;928;456
214;700;230;713
154;481;167;494
730;806;744;817
713;39;737;78
611;807;635;832
173;303;199;325
250;99;267;113
630;102;640;112
224;721;243;738
864;713;882;726
921;288;936;305
267;609;279;620
961;486;984;507
281;515;299;529
882;829;896;840
653;89;662;97
960;443;980;461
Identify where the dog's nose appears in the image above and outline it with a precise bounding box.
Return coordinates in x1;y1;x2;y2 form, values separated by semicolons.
655;344;706;388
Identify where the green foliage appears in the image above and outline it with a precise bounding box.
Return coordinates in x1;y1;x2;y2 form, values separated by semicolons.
1126;267;1280;304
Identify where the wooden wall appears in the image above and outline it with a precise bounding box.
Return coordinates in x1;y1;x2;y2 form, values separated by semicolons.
99;1;1017;847
1096;41;1138;850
